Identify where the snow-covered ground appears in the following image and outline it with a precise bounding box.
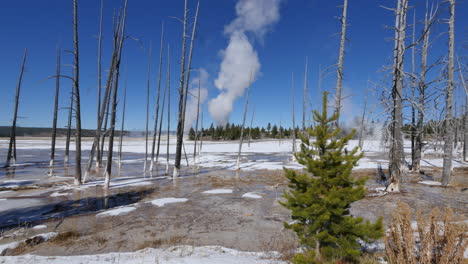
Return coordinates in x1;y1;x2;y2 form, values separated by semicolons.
0;245;285;264
1;137;465;171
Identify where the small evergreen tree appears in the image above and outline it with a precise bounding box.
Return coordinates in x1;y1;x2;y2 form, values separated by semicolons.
188;127;196;140
280;92;383;263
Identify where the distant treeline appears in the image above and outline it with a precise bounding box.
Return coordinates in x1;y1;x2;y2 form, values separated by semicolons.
189;122;298;141
0;126;129;138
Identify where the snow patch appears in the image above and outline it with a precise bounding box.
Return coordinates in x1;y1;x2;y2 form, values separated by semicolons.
96;206;136;217
202;189;233;194
50;192;69;197
418;180;442;186
242;192;262;199
32;225;47;230
149;198;188;207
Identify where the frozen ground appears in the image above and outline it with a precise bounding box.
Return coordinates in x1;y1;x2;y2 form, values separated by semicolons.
0;137;466;262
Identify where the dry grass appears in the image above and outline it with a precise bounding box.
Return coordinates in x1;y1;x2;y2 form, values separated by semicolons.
385;202;467;264
49;231;81;245
135;235;189;250
259;230;298;261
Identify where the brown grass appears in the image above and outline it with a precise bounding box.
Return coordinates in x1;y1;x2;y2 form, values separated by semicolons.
385;202;467;264
49;231;81;245
259;230;298;261
135;235;189;250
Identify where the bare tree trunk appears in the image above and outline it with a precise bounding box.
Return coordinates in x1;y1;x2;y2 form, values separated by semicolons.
410;11;416;169
248;106;255;148
442;0;456;186
144;44;152;175
150;25;165;173
193;76;201;165
236;76;252;170
166;45;171;175
5;49;27;167
457;58;467;161
334;0;348;127
291;72;297;154
358;94;367;150
96;0;104;168
199;107;204;155
65;88;73;164
302;57;308;131
156;68;168;167
118;79;127;170
414;4;433;172
174;0;199;177
49;47;61;174
387;0;408;193
105;0;128;189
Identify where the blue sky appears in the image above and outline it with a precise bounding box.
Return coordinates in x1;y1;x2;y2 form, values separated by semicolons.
0;0;466;131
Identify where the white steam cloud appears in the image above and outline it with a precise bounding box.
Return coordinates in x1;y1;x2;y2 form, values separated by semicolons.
184;68;209;131
209;0;281;125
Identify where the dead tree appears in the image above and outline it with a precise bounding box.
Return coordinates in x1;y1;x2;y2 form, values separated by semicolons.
150;25;165;173
442;0;456;186
291;72;297;154
248;105;255;147
72;0;83;185
65;88;73;164
358;92;368;150
236;75;252;170
5;49;27;167
118;79;127;170
84;9;122;181
193;75;201;165
155;66;168;168
96;0;104;168
166;44;171;175
105;0;128;189
387;0;408;193
144;44;152;175
334;0;348;127
174;0;198;177
302;57;308;131
410;11;416;168
457;58;467;161
49;47;61;173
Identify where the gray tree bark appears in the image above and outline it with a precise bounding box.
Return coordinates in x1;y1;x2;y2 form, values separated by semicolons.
73;0;82;185
236;76;252;171
358;94;367;150
96;0;104;168
49;47;61;174
457;58;467;161
302;57;308;131
442;0;456;186
166;45;171;175
387;0;408;193
248;106;255;148
105;0;128;189
65;88;73;164
144;44;152;175
292;72;297;154
150;25;165;173
334;0;348;127
118;79;127;170
155;67;168;168
410;11;416;169
193;75;201;165
5;49;27;168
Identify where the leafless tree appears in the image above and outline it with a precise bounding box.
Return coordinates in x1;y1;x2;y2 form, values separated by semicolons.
442;0;456;186
65;88;73;164
95;0;104;168
387;0;408;193
410;11;417;168
118;79;127;170
105;0;128;189
193;75;201;165
302;57;308;131
248;105;255;148
174;0;199;177
155;65;168;169
236;75;252;171
166;44;171;175
457;58;467;161
5;49;27;168
150;24;165;173
144;44;152;175
291;72;297;154
334;0;348;126
358;91;368;150
49;47;61;175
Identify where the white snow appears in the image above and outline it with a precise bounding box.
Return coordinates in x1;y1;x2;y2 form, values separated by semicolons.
242;192;262;199
96;206;137;217
0;245;285;264
149;197;188;207
202;189;233;194
50;192;69;197
32;225;47;230
0;232;57;255
418;180;442;186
